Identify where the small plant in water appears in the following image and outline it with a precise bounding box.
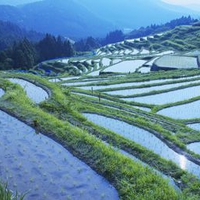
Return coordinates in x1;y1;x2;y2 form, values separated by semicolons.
43;192;47;198
66;195;71;200
35;185;39;190
30;177;34;183
18;163;22;169
101;193;106;199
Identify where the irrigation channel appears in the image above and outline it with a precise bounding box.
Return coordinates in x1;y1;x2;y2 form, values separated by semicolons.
0;110;119;200
83;113;200;178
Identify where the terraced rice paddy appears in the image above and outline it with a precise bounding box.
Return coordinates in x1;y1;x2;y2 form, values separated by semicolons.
8;78;49;103
83;113;200;177
187;123;200;131
101;58;111;66
158;100;200;119
103;60;146;73
187;142;200;155
154;55;198;69
137;67;151;73
140;49;150;54
87;70;101;76
3;33;200;199
76;75;200;91
0;110;119;200
124;85;200;105
105;79;200;96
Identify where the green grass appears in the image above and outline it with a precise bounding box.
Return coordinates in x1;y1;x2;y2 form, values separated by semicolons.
0;73;181;200
0;181;25;200
1;68;200;199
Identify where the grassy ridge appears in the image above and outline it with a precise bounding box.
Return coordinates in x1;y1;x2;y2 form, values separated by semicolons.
0;74;181;200
1;73;200;199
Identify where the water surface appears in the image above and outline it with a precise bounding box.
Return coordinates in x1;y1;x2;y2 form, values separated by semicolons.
187;142;200;155
124;85;200;105
158;101;200;119
0;89;4;97
0;110;119;200
83;113;200;178
8;78;49;103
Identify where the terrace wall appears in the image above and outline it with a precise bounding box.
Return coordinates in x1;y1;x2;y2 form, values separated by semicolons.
151;63;177;71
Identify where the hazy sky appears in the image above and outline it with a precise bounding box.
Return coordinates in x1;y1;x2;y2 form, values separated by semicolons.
162;0;200;11
0;0;41;5
162;0;200;6
0;0;199;6
0;0;199;10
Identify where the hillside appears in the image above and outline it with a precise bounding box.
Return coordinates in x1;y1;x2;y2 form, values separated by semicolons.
1;35;200;199
0;0;114;39
33;24;200;76
1;7;200;199
0;20;43;50
0;0;198;39
78;0;198;30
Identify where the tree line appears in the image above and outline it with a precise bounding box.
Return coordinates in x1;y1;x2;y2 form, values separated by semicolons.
0;34;74;70
0;15;197;70
74;16;198;51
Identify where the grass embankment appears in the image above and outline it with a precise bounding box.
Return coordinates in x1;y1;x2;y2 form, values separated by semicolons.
69;88;188;133
0;74;181;200
65;69;200;110
71;97;200;198
72;89;200;156
61;94;200;198
11;74;199;199
0;181;25;200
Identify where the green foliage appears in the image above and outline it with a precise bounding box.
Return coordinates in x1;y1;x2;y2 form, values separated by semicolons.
102;30;125;45
1;70;200;199
127;16;197;40
37;34;74;61
0;73;182;200
0;181;25;200
0;34;75;71
75;36;101;51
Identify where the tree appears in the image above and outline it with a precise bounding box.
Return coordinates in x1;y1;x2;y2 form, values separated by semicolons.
102;30;124;45
12;39;36;69
37;34;75;61
74;37;100;51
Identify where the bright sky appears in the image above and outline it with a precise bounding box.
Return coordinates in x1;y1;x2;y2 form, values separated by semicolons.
162;0;200;6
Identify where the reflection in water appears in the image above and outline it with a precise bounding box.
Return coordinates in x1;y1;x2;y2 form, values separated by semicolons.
179;155;186;170
83;113;200;178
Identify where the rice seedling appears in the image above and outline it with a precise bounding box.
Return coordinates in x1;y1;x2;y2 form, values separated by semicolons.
1;71;200;199
0;181;25;200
